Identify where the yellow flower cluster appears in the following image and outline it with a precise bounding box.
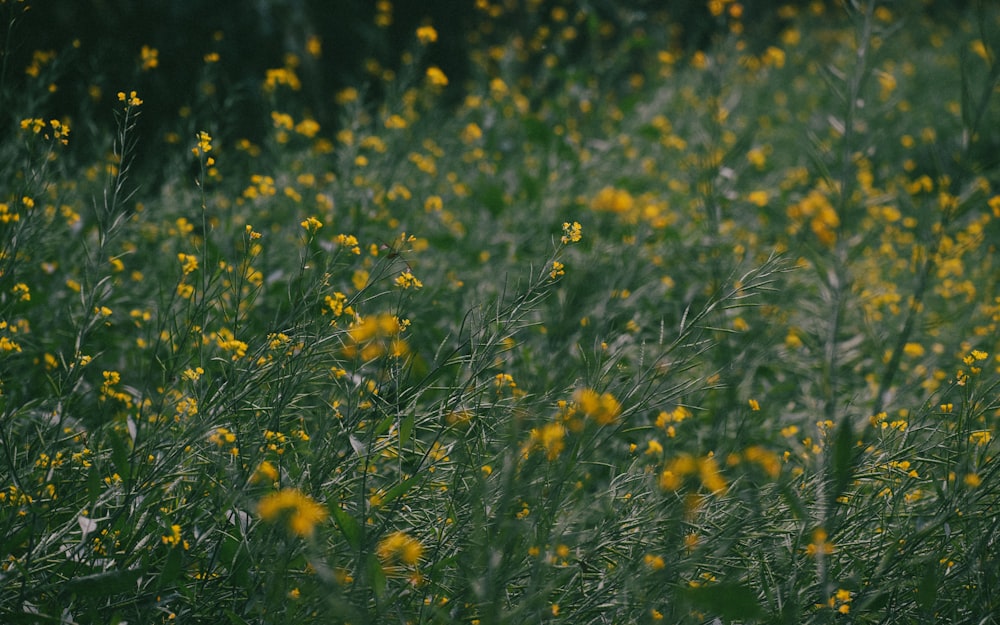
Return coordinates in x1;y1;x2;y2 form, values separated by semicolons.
19;118;70;144
117;90;143;107
786;188;840;248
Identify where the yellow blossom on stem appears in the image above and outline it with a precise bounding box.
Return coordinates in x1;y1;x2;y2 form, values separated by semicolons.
117;90;143;107
177;253;198;275
161;524;188;549
300;216;323;233
192;130;213;162
394;270;423;289
549;261;565;280
561;222;582;244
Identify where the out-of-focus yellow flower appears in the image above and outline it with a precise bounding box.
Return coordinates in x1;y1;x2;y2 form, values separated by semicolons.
258;488;327;537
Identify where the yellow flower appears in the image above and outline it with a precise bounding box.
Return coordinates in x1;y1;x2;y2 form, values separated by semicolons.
12;283;30;302
461;122;482;143
336;87;359;104
549;261;565;280
288;118;318;139
300;216;323;233
307;34;322;58
590;186;634;213
697;455;727;493
806;528;835;557
384;114;407;129
177;253;199;275
969;431;991;446
376;530;423;565
117;90;143;107
425;66;449;87
574;388;621;425
140;45;159;71
161;524;185;548
257;488;327;537
560;221;582;244
394;270;423;289
416;25;438;44
527;422;566;460
643;553;666;570
253;461;279;484
748;190;769;206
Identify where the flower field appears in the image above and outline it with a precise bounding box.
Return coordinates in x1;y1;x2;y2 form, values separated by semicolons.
2;1;999;623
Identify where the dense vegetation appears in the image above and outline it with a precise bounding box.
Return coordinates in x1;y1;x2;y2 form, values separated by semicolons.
2;1;999;623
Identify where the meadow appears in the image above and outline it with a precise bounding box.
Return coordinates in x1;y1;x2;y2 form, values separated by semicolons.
2;0;999;623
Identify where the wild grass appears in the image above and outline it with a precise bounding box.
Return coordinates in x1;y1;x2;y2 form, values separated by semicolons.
2;1;999;623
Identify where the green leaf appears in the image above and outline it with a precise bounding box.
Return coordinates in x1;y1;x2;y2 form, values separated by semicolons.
158;545;183;588
399;412;415;447
107;429;132;481
366;553;387;598
829;416;856;506
62;568;142;597
916;560;938;613
331;506;362;550
218;535;251;588
373;414;394;436
87;464;102;507
224;609;252;625
682;582;764;621
777;481;806;520
380;474;419;507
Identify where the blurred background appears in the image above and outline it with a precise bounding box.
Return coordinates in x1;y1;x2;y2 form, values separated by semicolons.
1;0;973;172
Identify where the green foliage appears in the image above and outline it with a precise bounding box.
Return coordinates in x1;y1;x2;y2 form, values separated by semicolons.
2;1;1000;624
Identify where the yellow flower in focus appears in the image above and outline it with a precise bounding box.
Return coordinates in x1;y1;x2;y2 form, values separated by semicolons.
177;253;199;275
300;216;323;233
258;488;327;537
549;261;565;280
192;130;213;157
117;90;143;107
394;270;423;289
561;221;582;244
